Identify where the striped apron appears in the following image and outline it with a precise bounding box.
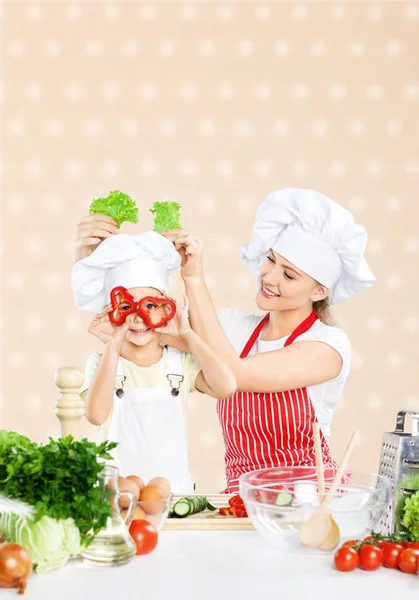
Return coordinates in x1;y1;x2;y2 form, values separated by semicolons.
216;311;337;493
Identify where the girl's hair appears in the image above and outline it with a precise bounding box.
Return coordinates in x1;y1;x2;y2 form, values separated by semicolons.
313;297;335;326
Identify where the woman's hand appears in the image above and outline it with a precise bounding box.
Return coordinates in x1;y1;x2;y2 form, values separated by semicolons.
155;294;192;339
88;305;130;350
75;214;120;262
160;230;203;283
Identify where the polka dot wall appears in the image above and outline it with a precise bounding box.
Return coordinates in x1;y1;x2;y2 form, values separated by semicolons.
2;2;419;491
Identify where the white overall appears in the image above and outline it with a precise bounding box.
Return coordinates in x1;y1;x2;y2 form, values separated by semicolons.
106;347;195;495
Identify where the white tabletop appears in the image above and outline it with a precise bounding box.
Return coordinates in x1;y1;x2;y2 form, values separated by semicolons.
4;531;418;600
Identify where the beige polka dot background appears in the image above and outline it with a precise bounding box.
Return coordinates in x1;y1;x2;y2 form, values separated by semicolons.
1;1;419;491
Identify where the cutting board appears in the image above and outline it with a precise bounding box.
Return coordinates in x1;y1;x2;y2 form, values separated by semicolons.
163;494;254;530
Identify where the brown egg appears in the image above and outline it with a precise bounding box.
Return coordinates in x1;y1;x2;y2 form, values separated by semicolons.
118;476;140;508
147;477;171;498
126;475;145;495
139;484;164;515
121;505;147;522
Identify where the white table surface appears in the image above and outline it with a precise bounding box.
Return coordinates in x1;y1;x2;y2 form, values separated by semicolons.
4;531;418;600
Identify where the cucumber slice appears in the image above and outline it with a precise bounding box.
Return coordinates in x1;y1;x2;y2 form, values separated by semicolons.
171;496;218;518
172;500;192;517
275;492;293;506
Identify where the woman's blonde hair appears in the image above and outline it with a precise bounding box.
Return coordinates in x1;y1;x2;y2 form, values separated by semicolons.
313;296;335;326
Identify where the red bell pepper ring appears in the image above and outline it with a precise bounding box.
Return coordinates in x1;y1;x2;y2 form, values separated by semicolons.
137;296;176;329
228;495;245;508
109;287;177;328
109;286;137;326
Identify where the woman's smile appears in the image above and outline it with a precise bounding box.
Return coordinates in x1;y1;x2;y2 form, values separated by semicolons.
260;284;280;299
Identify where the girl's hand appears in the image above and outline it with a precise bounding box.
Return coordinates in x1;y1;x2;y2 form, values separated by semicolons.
155;293;192;339
160;230;203;283
88;305;130;349
75;214;120;262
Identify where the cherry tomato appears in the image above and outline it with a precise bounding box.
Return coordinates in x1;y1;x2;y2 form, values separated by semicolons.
363;535;374;543
358;544;383;571
334;547;359;572
398;548;419;574
342;540;359;548
406;542;419;550
234;508;248;518
381;542;404;569
129;519;158;555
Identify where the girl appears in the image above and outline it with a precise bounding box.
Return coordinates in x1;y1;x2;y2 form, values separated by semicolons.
71;230;236;494
162;188;376;493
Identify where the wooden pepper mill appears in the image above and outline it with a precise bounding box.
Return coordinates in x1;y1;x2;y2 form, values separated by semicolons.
54;367;85;440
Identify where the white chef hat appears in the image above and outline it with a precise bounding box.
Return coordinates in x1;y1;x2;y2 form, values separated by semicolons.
71;231;181;312
241;188;376;304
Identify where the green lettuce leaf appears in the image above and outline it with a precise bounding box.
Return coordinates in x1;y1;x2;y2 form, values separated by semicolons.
89;190;139;227
402;491;419;541
150;201;182;233
0;511;81;573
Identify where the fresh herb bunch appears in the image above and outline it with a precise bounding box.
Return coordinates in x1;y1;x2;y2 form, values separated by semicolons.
89;190;139;228
150;201;182;233
0;431;117;546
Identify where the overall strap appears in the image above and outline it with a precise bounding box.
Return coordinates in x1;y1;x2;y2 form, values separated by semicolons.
166;346;184;396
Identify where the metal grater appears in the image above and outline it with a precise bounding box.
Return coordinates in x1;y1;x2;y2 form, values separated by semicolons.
378;410;419;534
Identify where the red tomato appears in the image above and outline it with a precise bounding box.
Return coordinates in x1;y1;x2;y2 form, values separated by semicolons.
334;547;359;572
406;542;419;550
381;542;404;569
342;540;360;548
129;519;158;555
398;548;419;574
235;508;248;518
363;535;374;542
359;545;383;571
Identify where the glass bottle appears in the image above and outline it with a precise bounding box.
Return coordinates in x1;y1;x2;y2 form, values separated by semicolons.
80;465;137;566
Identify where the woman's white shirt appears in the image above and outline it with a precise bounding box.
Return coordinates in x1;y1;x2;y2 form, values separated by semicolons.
217;308;351;439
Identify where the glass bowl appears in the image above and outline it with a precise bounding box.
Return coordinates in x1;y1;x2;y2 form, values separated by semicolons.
239;467;392;554
125;494;173;532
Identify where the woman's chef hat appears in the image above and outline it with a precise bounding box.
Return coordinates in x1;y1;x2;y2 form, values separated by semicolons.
241;188;376;304
71;231;181;312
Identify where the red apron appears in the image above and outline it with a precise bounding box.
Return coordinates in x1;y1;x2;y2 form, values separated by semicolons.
216;311;337;493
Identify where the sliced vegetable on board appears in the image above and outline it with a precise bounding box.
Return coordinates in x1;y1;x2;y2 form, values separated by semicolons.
171;496;216;518
218;495;248;518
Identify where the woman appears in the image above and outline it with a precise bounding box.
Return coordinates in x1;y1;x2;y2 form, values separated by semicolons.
75;188;375;493
161;188;375;492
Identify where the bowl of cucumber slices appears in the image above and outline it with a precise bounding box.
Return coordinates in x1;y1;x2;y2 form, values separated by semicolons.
239;467;391;553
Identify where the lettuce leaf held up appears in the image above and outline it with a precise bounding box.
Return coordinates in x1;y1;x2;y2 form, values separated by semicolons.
89;190;139;228
150;201;182;233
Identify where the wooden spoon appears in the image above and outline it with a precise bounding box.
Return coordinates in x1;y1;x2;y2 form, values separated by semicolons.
313;422;340;551
299;430;358;548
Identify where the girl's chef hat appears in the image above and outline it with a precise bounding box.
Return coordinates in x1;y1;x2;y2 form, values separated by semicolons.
71;231;181;312
241;188;376;304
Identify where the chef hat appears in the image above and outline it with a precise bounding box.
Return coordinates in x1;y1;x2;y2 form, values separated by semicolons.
71;231;181;312
241;188;376;304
